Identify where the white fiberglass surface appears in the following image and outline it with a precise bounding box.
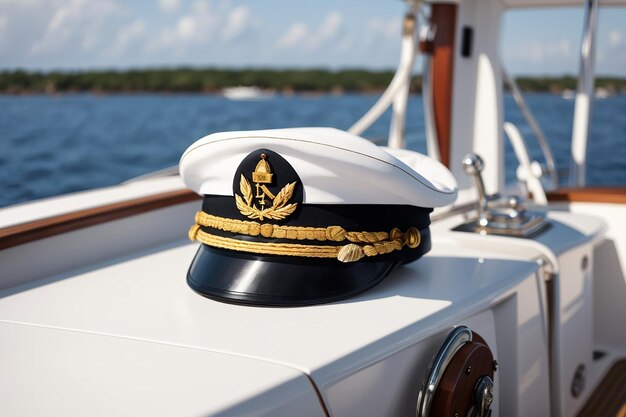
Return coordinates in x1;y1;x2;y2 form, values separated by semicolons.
0;238;537;386
0;322;325;417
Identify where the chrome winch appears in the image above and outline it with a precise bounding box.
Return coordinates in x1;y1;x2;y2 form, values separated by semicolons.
454;153;550;237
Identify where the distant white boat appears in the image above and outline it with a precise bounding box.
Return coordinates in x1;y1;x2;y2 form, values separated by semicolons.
222;86;275;100
563;87;613;100
595;87;611;99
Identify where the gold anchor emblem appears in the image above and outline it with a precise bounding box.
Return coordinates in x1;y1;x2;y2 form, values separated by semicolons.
235;153;298;221
252;154;274;210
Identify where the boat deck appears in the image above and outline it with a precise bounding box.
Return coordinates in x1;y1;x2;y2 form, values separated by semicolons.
577;359;626;417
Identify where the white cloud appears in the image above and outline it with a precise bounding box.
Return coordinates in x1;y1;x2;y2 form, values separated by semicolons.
176;15;196;40
332;16;400;57
0;0;53;60
112;19;146;54
508;39;572;63
272;12;403;68
310;11;342;48
1;0;400;69
339;16;400;55
221;5;252;42
367;17;399;39
335;35;354;52
29;0;123;55
599;29;626;73
147;0;218;52
277;22;309;49
277;12;344;51
501;36;580;75
159;0;182;13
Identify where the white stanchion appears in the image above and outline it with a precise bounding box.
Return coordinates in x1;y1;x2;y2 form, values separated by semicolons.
504;122;547;205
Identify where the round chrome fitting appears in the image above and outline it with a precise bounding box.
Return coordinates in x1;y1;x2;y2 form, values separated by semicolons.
472;376;494;417
416;326;473;417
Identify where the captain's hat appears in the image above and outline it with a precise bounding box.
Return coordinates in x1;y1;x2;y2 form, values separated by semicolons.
180;127;457;306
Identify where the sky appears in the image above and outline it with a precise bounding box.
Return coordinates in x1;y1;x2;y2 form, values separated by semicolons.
0;0;624;76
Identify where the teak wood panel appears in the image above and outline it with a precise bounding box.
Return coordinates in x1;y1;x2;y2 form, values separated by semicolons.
430;4;457;168
547;187;626;205
577;359;626;417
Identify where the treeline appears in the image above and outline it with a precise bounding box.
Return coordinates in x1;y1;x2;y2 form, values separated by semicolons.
0;68;624;94
0;68;401;94
514;76;626;93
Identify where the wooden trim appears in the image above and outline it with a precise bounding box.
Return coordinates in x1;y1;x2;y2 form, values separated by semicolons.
547;187;626;205
576;359;626;417
429;4;457;168
4;184;620;251
0;189;200;250
430;331;494;416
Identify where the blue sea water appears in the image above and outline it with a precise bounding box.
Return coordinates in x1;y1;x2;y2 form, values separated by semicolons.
0;93;624;208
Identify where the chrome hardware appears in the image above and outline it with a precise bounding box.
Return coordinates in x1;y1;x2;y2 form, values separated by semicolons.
473;376;494;417
455;153;550;238
571;364;586;398
462;153;489;222
416;326;473;417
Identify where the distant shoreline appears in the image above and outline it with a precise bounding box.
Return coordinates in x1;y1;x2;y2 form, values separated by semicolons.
2;91;623;98
1;68;625;95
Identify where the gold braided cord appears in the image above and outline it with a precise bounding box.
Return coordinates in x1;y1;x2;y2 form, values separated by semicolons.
194;211;391;243
189;225;421;263
194;228;340;258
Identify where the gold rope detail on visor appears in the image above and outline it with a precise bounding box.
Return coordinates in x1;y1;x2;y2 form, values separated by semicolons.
189;225;421;263
194;211;389;243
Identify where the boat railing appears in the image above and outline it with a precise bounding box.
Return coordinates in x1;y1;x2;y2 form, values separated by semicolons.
569;0;600;187
421;20;441;162
503;0;601;192
348;0;422;149
502;66;558;190
503;121;548;205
